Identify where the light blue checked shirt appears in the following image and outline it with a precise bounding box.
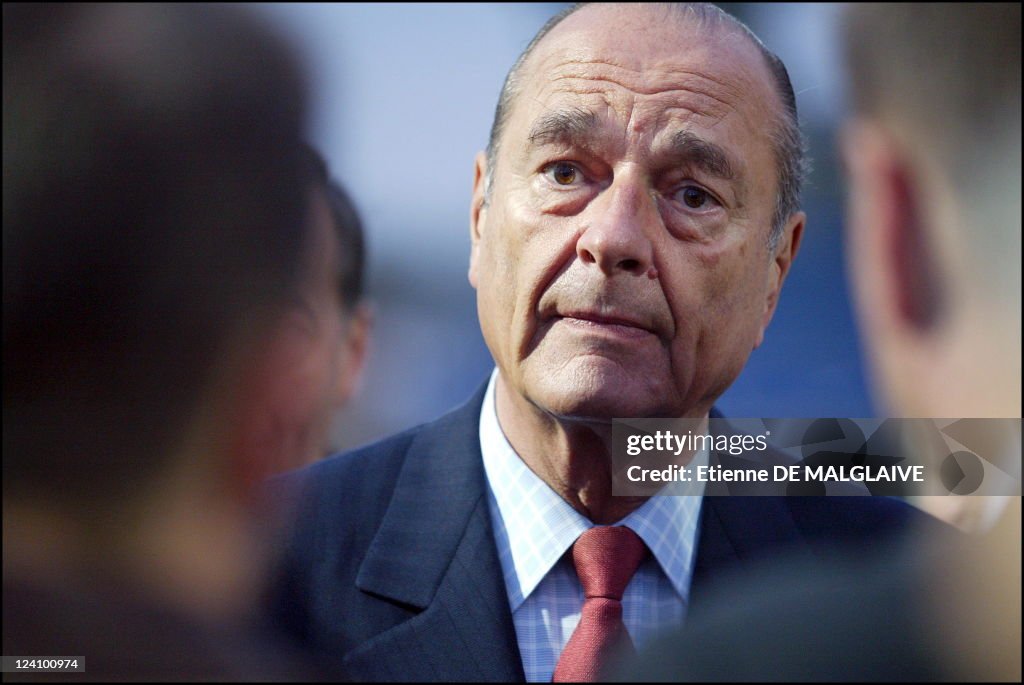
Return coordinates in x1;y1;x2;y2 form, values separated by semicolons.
479;370;707;683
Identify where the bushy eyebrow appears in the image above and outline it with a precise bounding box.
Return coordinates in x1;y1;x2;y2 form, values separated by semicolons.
526;107;598;148
667;130;738;181
524;111;741;190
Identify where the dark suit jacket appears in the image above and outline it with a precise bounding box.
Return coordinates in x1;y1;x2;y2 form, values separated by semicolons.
266;383;946;682
3;574;321;682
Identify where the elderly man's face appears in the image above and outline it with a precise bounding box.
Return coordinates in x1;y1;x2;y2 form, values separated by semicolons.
470;5;802;420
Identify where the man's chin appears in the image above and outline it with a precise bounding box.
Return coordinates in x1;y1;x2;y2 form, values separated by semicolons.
527;370;668;421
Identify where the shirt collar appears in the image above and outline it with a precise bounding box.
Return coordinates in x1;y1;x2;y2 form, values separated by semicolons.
480;369;707;610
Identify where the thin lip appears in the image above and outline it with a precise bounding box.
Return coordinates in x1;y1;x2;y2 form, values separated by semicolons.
555;310;654;334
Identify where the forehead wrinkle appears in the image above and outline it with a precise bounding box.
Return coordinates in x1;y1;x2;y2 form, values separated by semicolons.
652;104;729;133
546;77;739;127
543;54;750;112
518;46;774;184
551;63;748;103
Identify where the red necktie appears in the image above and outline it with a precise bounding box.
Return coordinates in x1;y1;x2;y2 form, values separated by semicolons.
552;526;648;682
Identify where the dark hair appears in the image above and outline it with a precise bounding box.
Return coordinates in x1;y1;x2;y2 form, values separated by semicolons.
484;2;808;250
302;146;367;310
843;3;1021;281
844;3;1020;176
3;3;310;504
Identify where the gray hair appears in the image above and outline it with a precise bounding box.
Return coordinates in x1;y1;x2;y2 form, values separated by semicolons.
483;2;809;252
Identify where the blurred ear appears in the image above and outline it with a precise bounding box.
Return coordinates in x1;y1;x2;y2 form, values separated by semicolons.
334;301;373;406
842;119;945;341
755;210;805;348
468;151;488;289
227;311;315;498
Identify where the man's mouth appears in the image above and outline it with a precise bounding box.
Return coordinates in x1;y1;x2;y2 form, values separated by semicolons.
554;310;655;339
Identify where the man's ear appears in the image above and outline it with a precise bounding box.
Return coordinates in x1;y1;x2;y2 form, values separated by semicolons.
334;302;373;406
468;151;488;289
754;210;805;349
226;312;315;496
842;119;945;340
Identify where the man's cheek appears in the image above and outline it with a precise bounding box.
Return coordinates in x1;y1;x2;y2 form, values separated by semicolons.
704;252;761;315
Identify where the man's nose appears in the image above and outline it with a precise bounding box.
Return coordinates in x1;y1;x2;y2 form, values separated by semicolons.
575;174;656;277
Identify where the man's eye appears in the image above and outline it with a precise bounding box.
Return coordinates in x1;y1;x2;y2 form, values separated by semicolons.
545;162;580;186
676;185;715;209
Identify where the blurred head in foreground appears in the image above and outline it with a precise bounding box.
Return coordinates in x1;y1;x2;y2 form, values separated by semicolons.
843;3;1021;531
843;2;1020;678
3;0;312;644
280;147;371;467
843;3;1021;419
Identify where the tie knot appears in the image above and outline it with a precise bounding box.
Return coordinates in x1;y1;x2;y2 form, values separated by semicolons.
571;526;647;600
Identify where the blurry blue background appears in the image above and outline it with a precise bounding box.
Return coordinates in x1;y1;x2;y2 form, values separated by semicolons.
253;3;874;453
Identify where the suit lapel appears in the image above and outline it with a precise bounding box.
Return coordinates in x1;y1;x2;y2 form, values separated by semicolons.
349;386;524;681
